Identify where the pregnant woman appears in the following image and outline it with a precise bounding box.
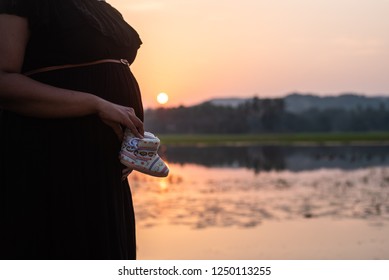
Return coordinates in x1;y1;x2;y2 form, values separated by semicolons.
0;0;144;259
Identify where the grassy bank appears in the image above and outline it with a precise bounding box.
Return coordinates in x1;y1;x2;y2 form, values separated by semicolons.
158;132;389;146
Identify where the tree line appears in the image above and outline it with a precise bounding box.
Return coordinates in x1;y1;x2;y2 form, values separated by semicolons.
144;97;389;134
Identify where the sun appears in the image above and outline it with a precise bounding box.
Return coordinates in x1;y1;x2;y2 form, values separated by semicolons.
157;92;169;105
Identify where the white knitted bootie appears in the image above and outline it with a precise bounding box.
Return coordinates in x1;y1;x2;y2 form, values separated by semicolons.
119;129;169;177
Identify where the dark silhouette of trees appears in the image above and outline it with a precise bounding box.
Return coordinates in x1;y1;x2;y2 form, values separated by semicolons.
144;97;389;134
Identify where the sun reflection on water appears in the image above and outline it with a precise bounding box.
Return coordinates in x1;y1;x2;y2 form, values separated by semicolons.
128;146;389;259
130;163;389;229
158;179;168;192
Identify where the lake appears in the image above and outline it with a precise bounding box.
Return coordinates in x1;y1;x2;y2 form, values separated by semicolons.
128;144;389;259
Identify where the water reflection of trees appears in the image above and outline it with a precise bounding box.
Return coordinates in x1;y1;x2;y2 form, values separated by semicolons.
163;145;389;172
133;145;389;230
133;166;389;229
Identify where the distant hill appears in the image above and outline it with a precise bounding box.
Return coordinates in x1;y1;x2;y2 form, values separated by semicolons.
285;93;389;113
207;97;248;108
145;92;389;133
207;93;389;113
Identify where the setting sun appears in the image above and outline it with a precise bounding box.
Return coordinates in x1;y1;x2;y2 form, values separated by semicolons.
114;0;389;109
157;92;169;105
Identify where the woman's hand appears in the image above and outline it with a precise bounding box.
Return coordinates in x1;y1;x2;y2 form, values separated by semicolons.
122;167;133;181
96;98;144;140
0;14;144;141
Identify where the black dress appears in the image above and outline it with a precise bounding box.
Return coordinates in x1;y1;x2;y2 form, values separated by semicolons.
0;0;143;259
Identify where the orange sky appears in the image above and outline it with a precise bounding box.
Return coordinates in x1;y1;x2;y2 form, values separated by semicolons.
110;0;389;108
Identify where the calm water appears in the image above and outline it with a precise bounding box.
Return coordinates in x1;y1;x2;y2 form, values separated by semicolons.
128;145;389;259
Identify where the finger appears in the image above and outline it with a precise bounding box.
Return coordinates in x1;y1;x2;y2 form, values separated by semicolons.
121;174;128;182
121;168;133;181
110;122;124;140
123;121;141;139
122;167;133;175
125;116;144;138
101;118;124;141
131;117;144;137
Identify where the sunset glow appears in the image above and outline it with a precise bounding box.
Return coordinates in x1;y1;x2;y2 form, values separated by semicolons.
156;92;169;105
111;0;389;108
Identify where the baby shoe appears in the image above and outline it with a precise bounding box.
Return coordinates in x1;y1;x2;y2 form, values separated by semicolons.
119;129;169;177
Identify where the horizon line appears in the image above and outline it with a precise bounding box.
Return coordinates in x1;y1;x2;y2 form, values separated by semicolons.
144;91;389;110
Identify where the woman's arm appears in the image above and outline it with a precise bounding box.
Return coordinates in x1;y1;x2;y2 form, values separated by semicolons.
0;14;144;139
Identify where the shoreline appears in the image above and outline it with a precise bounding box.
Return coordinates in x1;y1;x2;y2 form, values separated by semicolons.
158;132;389;146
